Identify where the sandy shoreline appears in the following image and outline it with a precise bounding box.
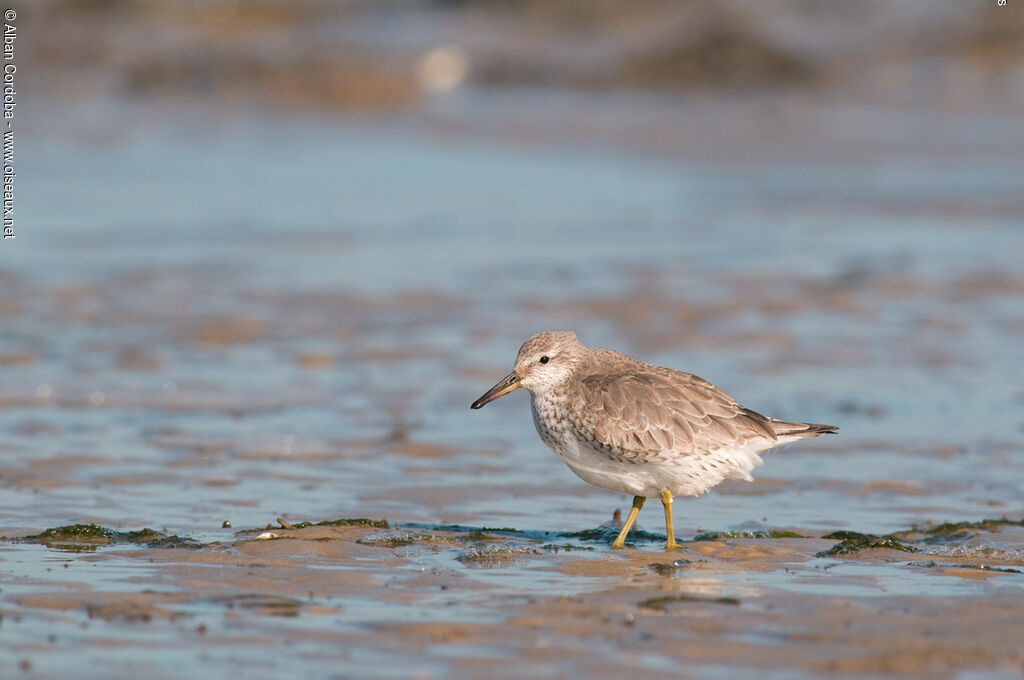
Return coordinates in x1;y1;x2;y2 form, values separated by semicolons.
4;518;1023;678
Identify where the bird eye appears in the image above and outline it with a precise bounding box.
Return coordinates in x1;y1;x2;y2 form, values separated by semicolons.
539;356;550;364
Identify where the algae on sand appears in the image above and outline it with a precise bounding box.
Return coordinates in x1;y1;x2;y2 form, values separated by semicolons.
239;517;390;534
907;560;1023;574
12;524;199;550
35;524;113;541
562;525;663;545
693;529;806;541
817;531;917;556
894;517;1024;544
297;517;389;529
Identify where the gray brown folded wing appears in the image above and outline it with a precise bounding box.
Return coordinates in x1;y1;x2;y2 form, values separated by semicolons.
568;354;778;464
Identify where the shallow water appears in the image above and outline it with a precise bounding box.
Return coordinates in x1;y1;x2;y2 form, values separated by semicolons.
4;82;1024;679
7;116;1024;534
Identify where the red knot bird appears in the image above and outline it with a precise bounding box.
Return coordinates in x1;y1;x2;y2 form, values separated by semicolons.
471;331;837;550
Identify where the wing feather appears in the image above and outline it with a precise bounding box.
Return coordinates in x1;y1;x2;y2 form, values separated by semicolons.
571;352;778;463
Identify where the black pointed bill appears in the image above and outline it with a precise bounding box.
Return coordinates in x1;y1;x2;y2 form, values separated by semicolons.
471;371;521;409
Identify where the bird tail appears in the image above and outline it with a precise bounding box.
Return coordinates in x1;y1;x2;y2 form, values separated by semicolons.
770;420;838;439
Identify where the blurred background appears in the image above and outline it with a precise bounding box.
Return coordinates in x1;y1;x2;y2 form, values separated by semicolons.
4;0;1024;537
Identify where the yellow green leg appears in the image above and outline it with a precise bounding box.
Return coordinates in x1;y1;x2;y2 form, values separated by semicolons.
661;489;679;551
611;496;645;549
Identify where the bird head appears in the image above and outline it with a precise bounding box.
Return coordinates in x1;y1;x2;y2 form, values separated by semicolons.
471;331;585;408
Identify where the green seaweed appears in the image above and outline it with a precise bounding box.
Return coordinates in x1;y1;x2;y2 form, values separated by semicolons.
120;528;164;542
562;526;662;544
456;528;544;543
141;535;196;548
119;528;195;547
907;560;1023;574
638;593;740;611
44;543;101;554
956;563;1021;573
241;517;389;533
927;517;1024;532
413;523;522;536
817;531;917;556
35;524;113;541
540;543;595;553
822;531;868;540
896;517;1024;542
16;524;199;550
693;529;807;541
309;517;389;528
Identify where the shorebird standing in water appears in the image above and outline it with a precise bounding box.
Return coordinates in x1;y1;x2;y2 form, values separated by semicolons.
472;331;837;551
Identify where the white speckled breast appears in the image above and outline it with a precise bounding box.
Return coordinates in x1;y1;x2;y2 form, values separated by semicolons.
529;391;766;498
531;392;657;496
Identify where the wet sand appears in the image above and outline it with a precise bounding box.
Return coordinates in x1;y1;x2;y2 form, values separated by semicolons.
3;246;1024;677
4;519;1024;679
4;225;1024;677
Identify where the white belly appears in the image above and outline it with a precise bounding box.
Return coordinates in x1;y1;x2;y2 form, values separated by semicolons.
530;395;766;498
